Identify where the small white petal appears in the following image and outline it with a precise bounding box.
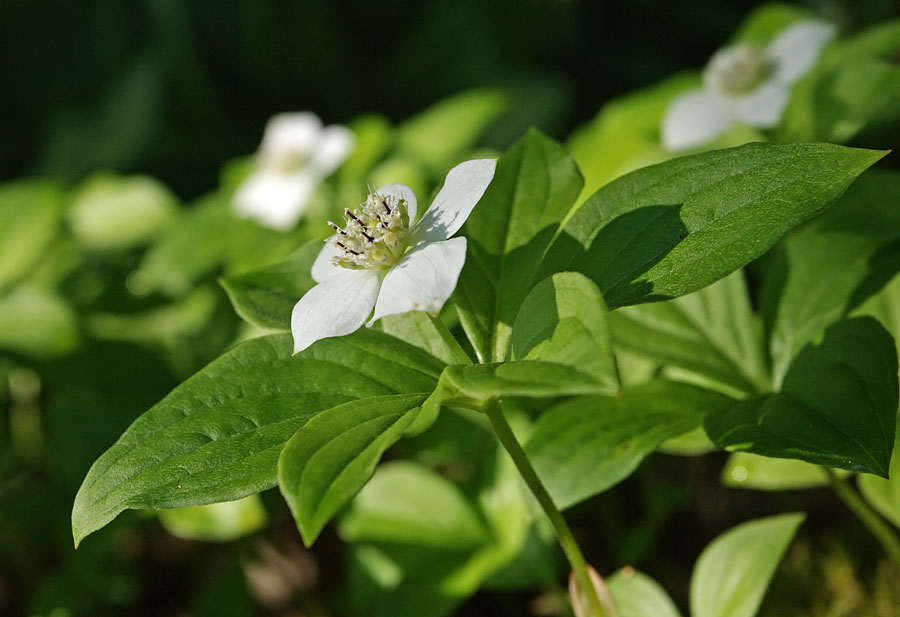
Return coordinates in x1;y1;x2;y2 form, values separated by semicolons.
375;183;418;224
232;170;316;230
309;125;355;176
409;159;496;245
369;237;467;325
311;241;343;283
291;268;381;353
661;89;735;151
260;112;323;158
767;20;836;84
733;80;790;128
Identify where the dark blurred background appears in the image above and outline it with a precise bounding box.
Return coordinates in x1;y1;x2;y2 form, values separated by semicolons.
3;0;896;201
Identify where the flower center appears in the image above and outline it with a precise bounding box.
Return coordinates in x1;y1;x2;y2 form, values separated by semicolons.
704;44;772;96
328;192;411;270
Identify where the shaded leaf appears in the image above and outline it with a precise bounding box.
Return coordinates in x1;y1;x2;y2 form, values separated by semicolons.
706;317;898;476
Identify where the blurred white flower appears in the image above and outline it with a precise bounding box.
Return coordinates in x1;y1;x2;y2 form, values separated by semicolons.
233;112;355;230
291;158;496;353
662;20;835;151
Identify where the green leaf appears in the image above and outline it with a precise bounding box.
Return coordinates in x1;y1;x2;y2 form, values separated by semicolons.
511;272;618;392
396;89;507;174
0;180;63;292
690;513;804;617
220;239;320;331
0;285;79;357
340;461;489;551
526;381;732;509
424;361;607;423
611;270;769;394
721;452;836;491
71;330;443;546
157;494;267;542
764;171;900;384
455;129;583;362
278;393;429;546
706;317;898;476
541;143;886;308
68;172;179;250
859;433;900;530
607;568;682;617
378;311;468;366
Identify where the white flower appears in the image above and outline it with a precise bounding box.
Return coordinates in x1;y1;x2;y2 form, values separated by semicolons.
291;158;496;353
662;20;835;151
233;112;355;230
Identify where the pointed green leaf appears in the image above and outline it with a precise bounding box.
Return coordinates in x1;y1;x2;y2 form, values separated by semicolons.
691;513;804;617
541;143;886;308
706;317;898;476
456;129;583;361
511;272;618;392
764;171;900;384
423;360;607;423
611;270;769;394
278;393;429;546
526;381;732;509
71;330;442;546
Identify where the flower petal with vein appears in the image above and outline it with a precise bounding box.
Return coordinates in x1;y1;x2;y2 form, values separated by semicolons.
291;158;496;352
662;20;835;151
233;112;355;230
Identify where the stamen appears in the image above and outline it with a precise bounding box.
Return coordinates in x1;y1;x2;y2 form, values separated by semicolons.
382;199;391;214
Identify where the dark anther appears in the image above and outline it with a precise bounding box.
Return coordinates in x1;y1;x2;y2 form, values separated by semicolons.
382;199;391;214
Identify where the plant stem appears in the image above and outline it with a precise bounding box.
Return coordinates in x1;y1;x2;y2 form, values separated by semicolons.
824;467;900;567
483;398;608;617
426;313;472;365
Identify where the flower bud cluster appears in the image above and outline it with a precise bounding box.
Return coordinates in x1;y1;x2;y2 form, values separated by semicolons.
327;192;410;270
704;44;772;96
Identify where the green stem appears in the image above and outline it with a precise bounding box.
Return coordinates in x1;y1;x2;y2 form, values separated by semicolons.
824;467;900;567
483;399;608;617
427;313;472;365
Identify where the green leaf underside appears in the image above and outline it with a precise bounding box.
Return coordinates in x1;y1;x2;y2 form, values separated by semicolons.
455;128;583;362
611;270;769;394
72;330;443;545
764;171;900;384
607;568;682;617
511;272;618;392
706;317;898;476
541;142;886;308
278;393;429;546
691;513;804;617
220;239;321;331
526;381;733;509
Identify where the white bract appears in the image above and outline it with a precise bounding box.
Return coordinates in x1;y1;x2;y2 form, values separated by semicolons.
291;158;496;353
662;20;835;151
233;112;355;230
